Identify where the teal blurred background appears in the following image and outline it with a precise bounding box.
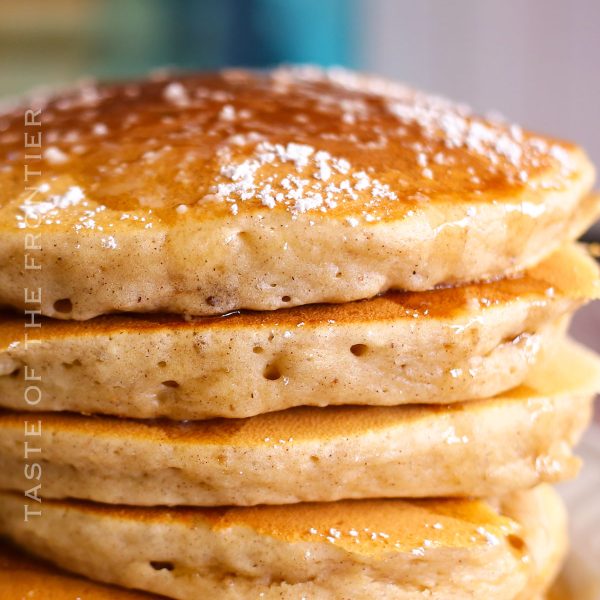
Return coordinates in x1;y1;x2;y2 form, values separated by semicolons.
0;0;356;93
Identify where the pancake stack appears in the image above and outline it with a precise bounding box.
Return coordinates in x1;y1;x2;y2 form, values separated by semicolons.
0;67;599;599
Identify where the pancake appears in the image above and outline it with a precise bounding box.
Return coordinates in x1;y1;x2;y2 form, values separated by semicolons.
0;539;162;599
0;542;562;600
1;338;597;505
0;67;597;319
504;487;569;600
0;485;566;599
0;543;561;600
1;244;596;420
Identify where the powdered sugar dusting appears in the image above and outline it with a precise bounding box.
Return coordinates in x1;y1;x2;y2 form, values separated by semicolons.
17;185;85;228
93;123;108;136
212;141;397;219
163;82;190;107
45;146;69;164
219;104;236;121
0;66;583;227
385;90;530;170
273;65;576;181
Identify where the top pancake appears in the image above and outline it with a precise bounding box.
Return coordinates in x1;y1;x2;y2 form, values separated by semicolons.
0;67;597;318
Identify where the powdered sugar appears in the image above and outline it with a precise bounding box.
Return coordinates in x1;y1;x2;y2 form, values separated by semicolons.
212;141;397;219
17;185;85;228
93;123;108;136
219;104;236;121
163;82;190;107
0;66;581;229
386;91;530;170
44;146;69;164
272;66;575;179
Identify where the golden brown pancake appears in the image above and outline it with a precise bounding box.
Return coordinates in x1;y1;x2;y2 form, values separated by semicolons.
0;67;596;319
0;243;596;420
0;486;566;599
0;338;596;506
0;539;162;598
0;538;562;599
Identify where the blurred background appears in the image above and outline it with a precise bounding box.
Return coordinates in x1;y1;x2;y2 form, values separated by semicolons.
1;0;598;355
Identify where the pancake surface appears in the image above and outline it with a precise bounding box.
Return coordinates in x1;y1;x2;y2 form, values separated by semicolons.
1;243;596;419
0;67;597;318
0;338;596;505
0;539;162;599
0;486;566;599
